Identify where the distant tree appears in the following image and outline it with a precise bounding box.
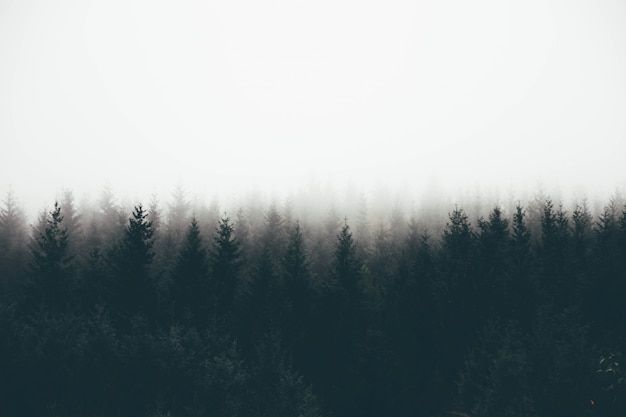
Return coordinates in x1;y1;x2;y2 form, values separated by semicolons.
441;206;477;306
107;204;156;325
147;193;169;286
166;184;191;246
540;199;571;263
511;203;531;261
385;218;440;416
197;197;221;244
96;186;126;250
0;191;28;297
439;205;478;396
596;199;619;252
27;202;74;313
282;196;296;233
354;193;372;257
333;220;362;294
59;189;82;259
572;200;593;262
509;204;536;328
571;201;593;310
388;203;406;256
148;193;162;236
157;186;192;282
477;206;510;318
259;203;286;262
443;205;475;262
281;221;312;349
76;247;107;312
235;207;251;253
310;206;342;280
314;220;368;416
477;206;509;261
591;200;626;333
209;215;243;330
369;222;394;287
539;199;573;306
240;246;280;344
169;218;209;326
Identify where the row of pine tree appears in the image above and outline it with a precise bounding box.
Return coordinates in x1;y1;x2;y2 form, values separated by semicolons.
0;188;625;416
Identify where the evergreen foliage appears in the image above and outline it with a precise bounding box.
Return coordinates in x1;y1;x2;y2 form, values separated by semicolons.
1;189;625;417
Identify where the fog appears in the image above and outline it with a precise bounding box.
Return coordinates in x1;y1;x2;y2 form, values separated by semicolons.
1;0;626;216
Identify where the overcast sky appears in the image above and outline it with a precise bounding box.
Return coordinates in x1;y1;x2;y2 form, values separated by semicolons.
1;0;625;213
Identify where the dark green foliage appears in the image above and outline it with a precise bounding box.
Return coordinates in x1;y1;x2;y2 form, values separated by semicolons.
509;204;537;328
3;190;626;417
95;185;126;250
259;203;286;261
27;202;74;313
107;204;156;325
0;191;28;298
209;215;243;330
169;218;209;326
333;220;362;293
456;320;534;417
539;199;575;307
477;206;511;319
59;190;82;259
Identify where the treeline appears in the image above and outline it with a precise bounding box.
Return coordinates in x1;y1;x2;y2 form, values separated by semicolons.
0;187;625;416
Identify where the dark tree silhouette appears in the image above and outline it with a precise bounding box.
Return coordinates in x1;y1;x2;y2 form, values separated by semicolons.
2;188;626;417
209;215;243;331
169;217;209;326
281;221;312;346
0;191;28;298
27;202;74;313
107;204;155;325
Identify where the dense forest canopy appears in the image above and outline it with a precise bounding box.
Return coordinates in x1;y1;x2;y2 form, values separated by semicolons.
0;185;625;416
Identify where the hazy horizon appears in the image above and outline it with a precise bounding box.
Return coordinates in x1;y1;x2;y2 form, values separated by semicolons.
2;0;626;215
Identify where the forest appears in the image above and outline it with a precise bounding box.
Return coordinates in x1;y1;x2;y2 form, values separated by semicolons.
0;186;625;417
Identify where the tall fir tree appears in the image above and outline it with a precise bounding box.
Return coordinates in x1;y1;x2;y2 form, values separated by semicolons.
169;218;209;326
282;222;311;327
509;203;536;328
108;204;156;325
27;202;73;313
209;215;243;330
477;206;510;319
0;190;28;298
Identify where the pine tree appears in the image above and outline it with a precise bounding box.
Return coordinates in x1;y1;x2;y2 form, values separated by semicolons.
260;203;286;262
59;189;82;259
509;203;535;328
241;246;279;343
440;205;478;395
166;184;191;247
108;204;156;324
97;185;126;249
281;221;312;347
209;215;242;329
511;203;531;261
539;199;573;306
477;206;510;318
572;200;592;262
333;220;361;294
591;200;625;333
312;219;366;416
27;202;73;313
0;191;28;297
443;205;475;261
170;218;208;326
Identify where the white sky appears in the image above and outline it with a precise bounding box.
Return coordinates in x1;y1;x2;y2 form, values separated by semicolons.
1;0;626;213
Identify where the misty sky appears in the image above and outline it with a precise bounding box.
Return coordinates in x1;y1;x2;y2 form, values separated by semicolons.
1;0;626;211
